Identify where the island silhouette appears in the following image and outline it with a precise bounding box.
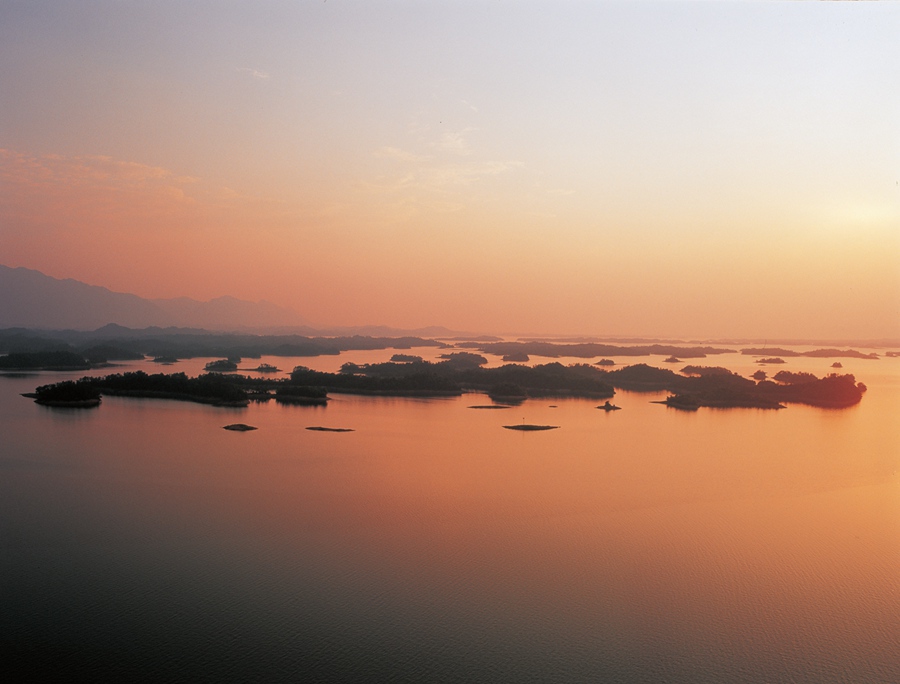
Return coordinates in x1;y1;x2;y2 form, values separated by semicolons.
25;359;867;411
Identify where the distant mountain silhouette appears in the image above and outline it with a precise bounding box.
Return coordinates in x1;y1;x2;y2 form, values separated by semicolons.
0;264;308;331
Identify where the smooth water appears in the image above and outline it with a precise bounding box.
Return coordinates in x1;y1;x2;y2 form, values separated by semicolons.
1;351;898;682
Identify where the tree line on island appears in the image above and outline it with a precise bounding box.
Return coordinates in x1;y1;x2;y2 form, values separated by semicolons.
0;329;447;367
3;325;890;369
25;353;867;410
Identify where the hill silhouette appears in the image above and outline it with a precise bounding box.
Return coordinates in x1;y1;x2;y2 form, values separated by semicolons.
0;264;307;331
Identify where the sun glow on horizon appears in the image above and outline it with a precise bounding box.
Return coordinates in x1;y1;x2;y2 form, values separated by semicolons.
0;2;897;339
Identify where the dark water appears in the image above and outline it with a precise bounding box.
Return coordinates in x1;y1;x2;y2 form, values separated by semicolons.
1;352;898;682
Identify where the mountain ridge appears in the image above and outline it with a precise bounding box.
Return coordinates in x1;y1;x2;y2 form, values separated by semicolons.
0;264;308;331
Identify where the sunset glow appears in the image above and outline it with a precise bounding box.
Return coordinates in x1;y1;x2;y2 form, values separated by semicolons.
1;1;897;339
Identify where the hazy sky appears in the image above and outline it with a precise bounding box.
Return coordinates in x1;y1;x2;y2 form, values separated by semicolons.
1;1;898;339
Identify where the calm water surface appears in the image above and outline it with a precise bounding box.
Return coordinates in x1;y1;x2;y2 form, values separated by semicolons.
1;350;898;682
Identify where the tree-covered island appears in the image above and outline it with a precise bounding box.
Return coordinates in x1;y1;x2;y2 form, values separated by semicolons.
27;371;249;407
0;351;92;371
608;364;866;409
0;327;449;363
26;360;866;410
330;355;616;399
457;341;735;359
26;379;102;407
741;347;880;360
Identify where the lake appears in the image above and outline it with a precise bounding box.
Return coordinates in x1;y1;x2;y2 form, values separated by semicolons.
1;348;898;682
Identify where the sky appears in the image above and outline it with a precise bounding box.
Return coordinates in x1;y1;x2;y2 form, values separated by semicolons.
1;0;898;340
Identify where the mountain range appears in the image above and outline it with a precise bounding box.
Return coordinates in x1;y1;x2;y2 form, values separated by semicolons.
0;264;309;331
0;264;467;337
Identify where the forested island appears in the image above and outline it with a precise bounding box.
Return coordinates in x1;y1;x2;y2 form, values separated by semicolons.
0;327;447;365
606;364;866;409
741;347;880;359
330;353;616;398
204;358;239;371
25;380;102;407
457;341;734;359
0;351;92;371
26;359;867;410
27;371;249;407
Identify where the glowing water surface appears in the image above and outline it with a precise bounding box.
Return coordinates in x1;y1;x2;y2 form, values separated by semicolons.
1;350;897;682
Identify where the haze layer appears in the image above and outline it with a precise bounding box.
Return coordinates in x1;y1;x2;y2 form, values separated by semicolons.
1;1;897;339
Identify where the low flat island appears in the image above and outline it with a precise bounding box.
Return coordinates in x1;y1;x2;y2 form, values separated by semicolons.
223;424;257;431
503;424;559;431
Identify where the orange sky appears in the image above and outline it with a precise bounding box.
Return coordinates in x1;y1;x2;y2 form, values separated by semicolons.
1;2;898;339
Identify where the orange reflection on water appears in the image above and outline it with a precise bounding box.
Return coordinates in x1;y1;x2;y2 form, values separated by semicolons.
16;356;897;681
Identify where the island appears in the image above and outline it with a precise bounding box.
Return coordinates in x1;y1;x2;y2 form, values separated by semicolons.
503;424;559;431
437;352;489;368
331;359;615;399
25;379;101;407
0;351;91;371
26;360;867;412
652;396;701;411
223;423;257;431
598;363;864;409
597;401;621;411
501;352;530;362
0;327;449;367
742;347;879;360
205;358;239;372
457;341;734;360
80;345;146;365
0;349;151;371
29;371;250;407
